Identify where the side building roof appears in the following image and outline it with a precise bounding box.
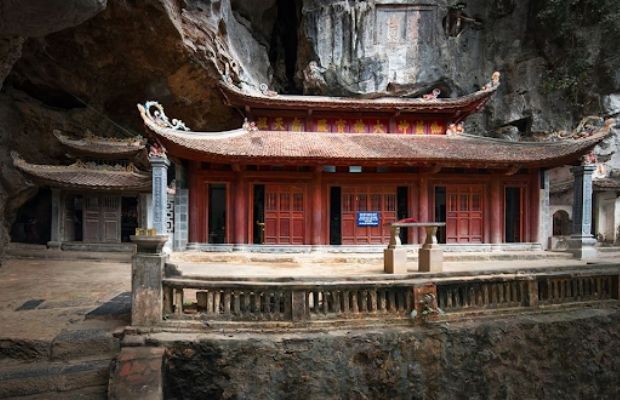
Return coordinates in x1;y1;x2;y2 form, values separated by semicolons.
12;152;151;192
53;130;146;159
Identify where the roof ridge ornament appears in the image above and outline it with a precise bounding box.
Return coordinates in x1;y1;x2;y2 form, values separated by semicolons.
482;71;501;91
139;101;190;131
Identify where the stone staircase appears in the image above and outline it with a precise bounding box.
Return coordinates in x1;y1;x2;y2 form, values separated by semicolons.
0;327;120;399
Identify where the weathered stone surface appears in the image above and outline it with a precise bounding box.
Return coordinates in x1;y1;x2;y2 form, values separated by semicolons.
0;0;107;37
108;346;165;400
164;308;620;399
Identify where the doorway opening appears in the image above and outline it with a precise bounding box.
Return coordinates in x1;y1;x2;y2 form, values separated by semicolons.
397;186;409;243
329;186;342;245
253;184;265;244
121;197;138;242
434;186;447;243
505;186;524;242
208;184;227;244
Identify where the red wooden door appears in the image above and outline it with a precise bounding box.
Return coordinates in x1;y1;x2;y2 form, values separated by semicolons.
341;186;397;245
264;184;306;244
446;185;483;243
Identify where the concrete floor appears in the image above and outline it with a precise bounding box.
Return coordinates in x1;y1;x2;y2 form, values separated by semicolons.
0;258;129;348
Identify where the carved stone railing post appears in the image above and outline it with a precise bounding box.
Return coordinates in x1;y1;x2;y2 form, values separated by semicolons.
568;165;597;259
384;226;407;274
130;235;168;326
290;291;308;321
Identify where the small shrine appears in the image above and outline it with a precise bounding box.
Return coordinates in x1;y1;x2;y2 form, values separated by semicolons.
12;131;151;250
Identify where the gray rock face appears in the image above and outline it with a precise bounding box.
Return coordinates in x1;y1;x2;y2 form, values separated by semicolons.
0;0;107;37
164;308;620;399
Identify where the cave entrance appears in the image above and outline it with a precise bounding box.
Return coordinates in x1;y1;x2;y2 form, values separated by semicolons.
10;188;52;245
269;0;301;93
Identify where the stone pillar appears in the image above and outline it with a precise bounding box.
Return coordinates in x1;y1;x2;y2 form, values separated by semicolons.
540;170;550;250
48;188;62;249
311;169;323;248
130;236;168;326
173;189;189;251
418;226;443;272
568;165;597;259
418;176;429;244
490;176;502;246
384;226;407;274
149;156;170;237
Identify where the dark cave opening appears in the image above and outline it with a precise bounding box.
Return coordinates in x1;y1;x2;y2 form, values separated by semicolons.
8;79;86;110
10;188;51;245
269;0;301;93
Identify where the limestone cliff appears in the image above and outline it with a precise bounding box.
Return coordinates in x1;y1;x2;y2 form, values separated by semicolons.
1;0;620;257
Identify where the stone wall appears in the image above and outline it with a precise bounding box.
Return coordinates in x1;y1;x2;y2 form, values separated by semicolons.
164;307;620;399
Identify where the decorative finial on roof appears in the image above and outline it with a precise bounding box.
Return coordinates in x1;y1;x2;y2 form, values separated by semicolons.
259;83;278;97
138;101;190;131
422;88;441;100
242;118;258;132
148;141;167;160
483;71;501;90
446;122;465;136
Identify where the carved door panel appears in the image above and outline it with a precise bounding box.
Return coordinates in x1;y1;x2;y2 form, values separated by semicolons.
83;196;100;242
63;195;75;241
264;184;306;245
101;195;121;243
341;186;397;245
446;185;483;243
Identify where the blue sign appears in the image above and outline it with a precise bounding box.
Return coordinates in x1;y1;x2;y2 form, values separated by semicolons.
357;212;380;227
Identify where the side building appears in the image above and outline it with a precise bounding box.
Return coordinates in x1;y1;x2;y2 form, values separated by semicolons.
12;131;151;251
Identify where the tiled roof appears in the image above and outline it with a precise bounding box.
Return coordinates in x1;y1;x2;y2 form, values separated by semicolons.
54;130;146;158
219;81;498;118
138;106;606;168
12;152;151;191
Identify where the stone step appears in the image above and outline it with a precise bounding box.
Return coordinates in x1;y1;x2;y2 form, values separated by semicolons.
0;357;111;399
1;328;121;363
174;250;575;265
5;243;132;263
2;385;107;400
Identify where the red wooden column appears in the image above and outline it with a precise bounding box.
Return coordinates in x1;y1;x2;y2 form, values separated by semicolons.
188;162;201;243
311;167;322;246
490;175;502;244
418;176;429;244
529;170;540;243
233;166;247;245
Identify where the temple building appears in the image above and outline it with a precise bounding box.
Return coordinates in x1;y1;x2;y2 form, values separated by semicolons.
12;131;151;251
138;74;611;252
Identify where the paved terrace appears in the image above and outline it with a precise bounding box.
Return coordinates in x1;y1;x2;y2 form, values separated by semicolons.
170;249;620;278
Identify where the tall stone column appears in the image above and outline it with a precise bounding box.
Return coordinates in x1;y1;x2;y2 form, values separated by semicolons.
149;156;170;238
47;188;62;249
490;176;502;246
568;165;597;259
540;170;550;250
418;176;429;244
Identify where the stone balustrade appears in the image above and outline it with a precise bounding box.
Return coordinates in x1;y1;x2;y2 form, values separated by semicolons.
155;267;619;327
